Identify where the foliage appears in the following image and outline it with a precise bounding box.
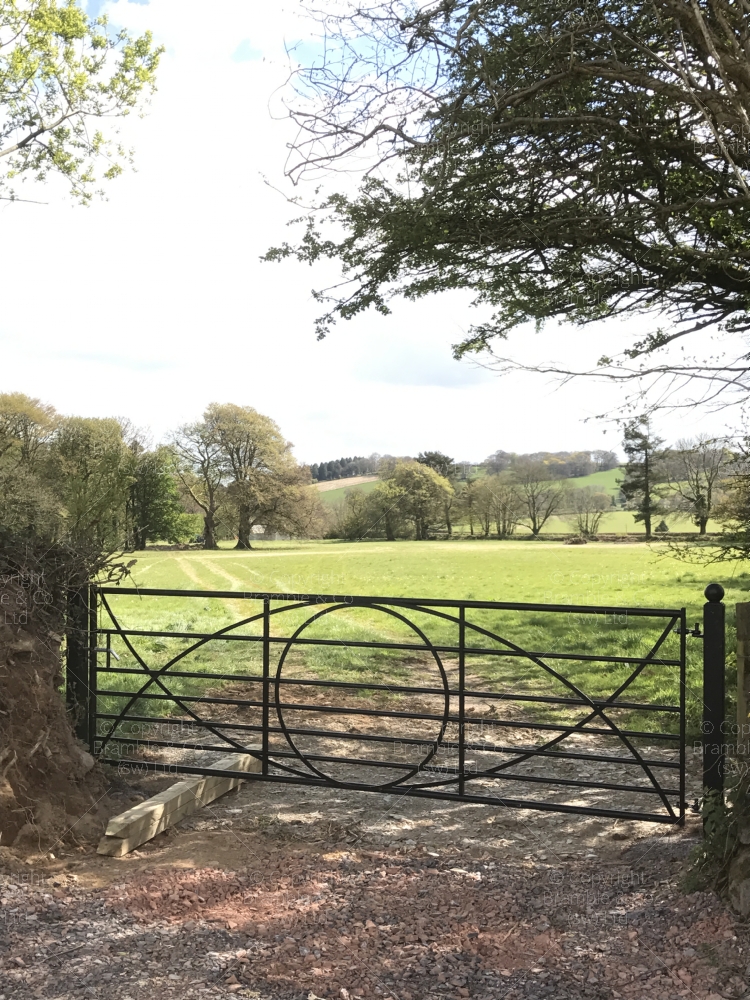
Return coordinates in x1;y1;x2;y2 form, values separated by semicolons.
170;419;225;550
511;461;568;535
0;0;162;204
0;392;57;465
0;463;62;540
459;473;524;538
46;416;133;546
172;405;324;550
205;403;323;549
329;461;453;539
311;455;378;481
125;445;195;549
330;480;409;541
382;460;454;540
417;450;456;480
268;0;750;405
567;487;612;538
666;436;730;535
364;479;411;540
620;417;669;539
686;772;750;894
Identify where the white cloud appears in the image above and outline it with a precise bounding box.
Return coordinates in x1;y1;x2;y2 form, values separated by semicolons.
0;0;729;463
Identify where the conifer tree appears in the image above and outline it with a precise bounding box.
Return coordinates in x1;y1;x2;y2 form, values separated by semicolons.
620;418;669;539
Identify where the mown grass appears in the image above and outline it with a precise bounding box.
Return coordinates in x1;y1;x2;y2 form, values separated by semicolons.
92;540;743;743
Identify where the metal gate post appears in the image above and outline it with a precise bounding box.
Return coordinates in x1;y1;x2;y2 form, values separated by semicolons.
458;605;465;796
703;583;726;795
262;597;270;776
88;585;98;753
66;585;91;744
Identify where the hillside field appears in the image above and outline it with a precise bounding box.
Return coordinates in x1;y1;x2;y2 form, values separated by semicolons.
318;477;379;506
316;466;716;532
567;467;623;495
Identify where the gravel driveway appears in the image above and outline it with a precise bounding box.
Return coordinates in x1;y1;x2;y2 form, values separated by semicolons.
0;758;747;1000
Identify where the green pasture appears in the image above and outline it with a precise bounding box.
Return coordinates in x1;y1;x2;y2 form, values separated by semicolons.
93;541;744;744
567;467;623;495
318;478;379;506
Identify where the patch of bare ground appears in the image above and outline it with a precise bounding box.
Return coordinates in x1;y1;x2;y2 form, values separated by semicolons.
1;663;722;1000
0;754;743;1000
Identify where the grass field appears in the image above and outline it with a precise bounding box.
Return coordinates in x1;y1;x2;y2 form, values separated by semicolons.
95;540;744;742
567;467;623;495
318;478;379;506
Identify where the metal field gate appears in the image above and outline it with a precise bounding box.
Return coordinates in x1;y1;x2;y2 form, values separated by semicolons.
64;584;723;826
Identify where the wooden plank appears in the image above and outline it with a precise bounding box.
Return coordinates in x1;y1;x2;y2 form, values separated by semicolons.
97;751;261;856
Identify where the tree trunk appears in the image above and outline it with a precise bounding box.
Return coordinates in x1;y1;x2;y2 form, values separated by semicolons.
135;526;147;550
235;504;253;550
445;504;452;536
698;517;708;535
203;514;218;549
643;452;652;539
385;513;395;541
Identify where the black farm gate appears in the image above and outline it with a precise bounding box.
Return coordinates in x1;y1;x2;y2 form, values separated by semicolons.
65;584;727;826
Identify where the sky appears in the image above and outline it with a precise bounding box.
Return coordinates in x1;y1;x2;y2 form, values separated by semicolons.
0;0;734;464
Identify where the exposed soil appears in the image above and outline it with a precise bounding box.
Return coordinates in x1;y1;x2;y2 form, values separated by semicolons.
0;579;106;850
2;628;732;1000
315;477;379;493
0;757;745;1000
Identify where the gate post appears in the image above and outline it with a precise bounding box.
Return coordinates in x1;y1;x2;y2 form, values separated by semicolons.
703;583;726;795
736;602;750;738
66;584;92;745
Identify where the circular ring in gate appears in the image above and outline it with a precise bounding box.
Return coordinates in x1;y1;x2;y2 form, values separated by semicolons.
274;602;451;789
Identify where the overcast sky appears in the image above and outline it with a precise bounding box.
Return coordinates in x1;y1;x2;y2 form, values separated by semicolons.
0;0;732;463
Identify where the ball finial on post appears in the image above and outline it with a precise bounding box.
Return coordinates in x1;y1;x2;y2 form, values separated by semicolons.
704;583;725;603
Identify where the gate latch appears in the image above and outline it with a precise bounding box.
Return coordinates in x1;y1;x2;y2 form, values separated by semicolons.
673;623;703;638
94;647;120;660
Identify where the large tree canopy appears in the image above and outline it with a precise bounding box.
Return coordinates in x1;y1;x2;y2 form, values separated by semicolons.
268;0;750;405
0;0;161;203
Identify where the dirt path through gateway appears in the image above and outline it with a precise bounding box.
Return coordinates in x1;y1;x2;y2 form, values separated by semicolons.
0;761;747;1000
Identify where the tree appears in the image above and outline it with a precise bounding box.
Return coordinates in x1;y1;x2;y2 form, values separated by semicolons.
171;420;225;550
620;417;669;539
568;488;612;538
417;451;455;480
125;446;194;550
205;403;321;550
382;460;453;540
47;417;132;547
484;451;513;475
593;450;619;472
483;474;524;537
712;454;750;560
267;0;750;407
457;479;482;536
511;461;568;536
0;393;57;466
417;451;456;532
0;0;162;204
357;480;408;540
666;437;729;535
